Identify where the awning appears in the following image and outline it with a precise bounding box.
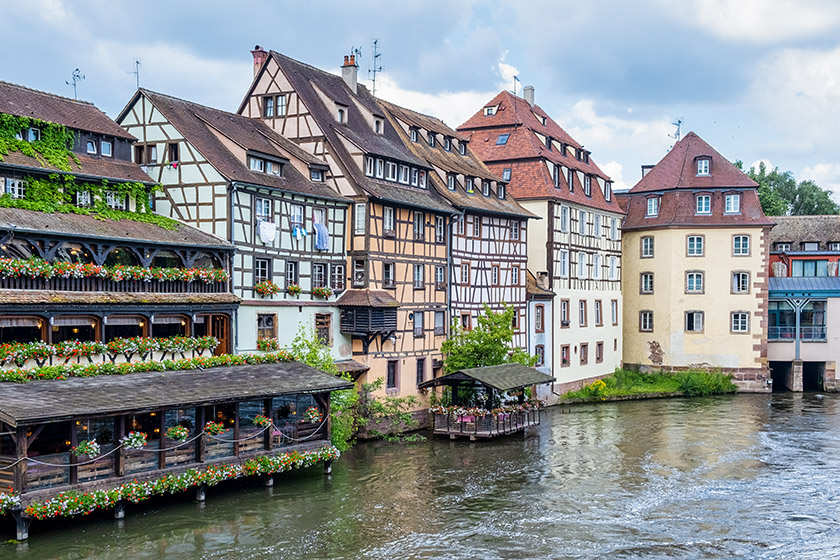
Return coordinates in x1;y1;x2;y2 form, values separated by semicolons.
418;363;555;392
335;359;370;380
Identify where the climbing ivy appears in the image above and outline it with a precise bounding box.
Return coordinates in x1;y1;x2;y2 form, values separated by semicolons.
0;114;79;171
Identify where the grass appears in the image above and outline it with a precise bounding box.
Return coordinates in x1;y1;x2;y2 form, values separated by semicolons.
562;368;738;401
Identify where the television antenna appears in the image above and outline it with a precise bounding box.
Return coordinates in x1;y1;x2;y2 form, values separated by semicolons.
669;119;682;141
129;60;141;89
65;68;84;100
368;39;383;97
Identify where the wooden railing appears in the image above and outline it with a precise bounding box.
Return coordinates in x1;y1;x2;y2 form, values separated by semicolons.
2;348;215;371
432;410;541;438
0;276;227;293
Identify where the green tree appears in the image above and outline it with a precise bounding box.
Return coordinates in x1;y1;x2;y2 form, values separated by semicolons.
740;161;839;216
440;303;537;374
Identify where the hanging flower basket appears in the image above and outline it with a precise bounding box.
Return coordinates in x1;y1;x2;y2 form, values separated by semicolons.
72;439;100;458
305;406;322;423
254;280;280;297
253;414;271;428
204;421;226;435
286;283;302;296
312;286;332;299
122;431;148;450
165;425;190;442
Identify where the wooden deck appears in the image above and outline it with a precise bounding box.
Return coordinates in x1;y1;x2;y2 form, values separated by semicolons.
431;409;541;439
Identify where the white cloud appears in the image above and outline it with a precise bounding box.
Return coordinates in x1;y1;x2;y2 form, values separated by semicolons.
801;163;840;201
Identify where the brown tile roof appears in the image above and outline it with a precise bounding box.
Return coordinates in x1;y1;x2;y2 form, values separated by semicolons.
0;150;154;184
769;215;840;247
628;132;758;193
335;289;400;307
0;207;232;248
0;81;134;139
130;90;348;202
377;99;533;219
248;52;454;214
526;269;554;297
457;91;622;214
0;290;239;306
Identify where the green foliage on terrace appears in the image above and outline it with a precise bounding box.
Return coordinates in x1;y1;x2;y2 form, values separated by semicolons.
0;114;79;171
562;368;738;401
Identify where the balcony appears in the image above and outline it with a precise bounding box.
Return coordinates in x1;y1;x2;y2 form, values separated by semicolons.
768;326;826;341
0;276;228;294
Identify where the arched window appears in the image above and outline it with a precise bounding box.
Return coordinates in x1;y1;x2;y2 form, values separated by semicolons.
53;243;94;264
104;247;140;267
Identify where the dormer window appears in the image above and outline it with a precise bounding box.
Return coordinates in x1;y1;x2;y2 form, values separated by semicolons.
498;184;506;199
567;168;574;193
386;162;398;182
584;175;591;197
447;174;456;190
830;242;840;251
105;190;126;210
459;141;467;155
75;190;91;207
27;128;40;142
249;157;265;172
803;242;819;251
4;178;25;199
496;134;509;145
502;168;511;181
428;133;436;148
484;106;496;116
697;158;710;176
605;181;612;202
374;119;383;134
310;169;325;182
419;171;427;188
444;137;452;151
576;148;583;162
337;107;346;123
482;180;491;196
646;197;659;217
399;165;410;184
365;157;374;176
465;177;474;194
540;116;547;126
86;140;97;155
101;140;113;158
545;136;552;150
265;161;282;176
560;143;567;157
696;194;711;214
410;128;418;142
725;193;741;213
775;242;791;252
375;159;384;178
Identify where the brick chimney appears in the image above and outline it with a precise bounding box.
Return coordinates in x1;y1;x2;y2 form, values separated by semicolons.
523;85;535;107
342;54;358;94
251;45;268;77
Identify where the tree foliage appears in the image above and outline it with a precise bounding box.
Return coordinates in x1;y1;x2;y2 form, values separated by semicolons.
737;160;839;216
440;304;537;374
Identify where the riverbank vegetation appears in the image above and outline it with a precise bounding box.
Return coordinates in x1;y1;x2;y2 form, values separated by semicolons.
562;369;737;401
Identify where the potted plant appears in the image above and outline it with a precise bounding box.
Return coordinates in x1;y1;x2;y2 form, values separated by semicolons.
286;283;302;296
253;414;271;427
165;425;190;442
257;337;280;352
312;286;332;299
254;280;280;297
121;431;148;450
204;421;226;435
304;406;322;423
72;439;100;458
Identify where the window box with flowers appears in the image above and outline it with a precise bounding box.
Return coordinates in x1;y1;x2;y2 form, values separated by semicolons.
312;286;333;299
286;283;302;296
253;414;271;428
204;421;226;436
304;406;323;423
72;439;100;458
257;337;281;352
121;431;147;450
165;425;190;442
254;280;280;297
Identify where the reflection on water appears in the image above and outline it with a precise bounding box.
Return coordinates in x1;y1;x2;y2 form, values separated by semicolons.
7;393;840;559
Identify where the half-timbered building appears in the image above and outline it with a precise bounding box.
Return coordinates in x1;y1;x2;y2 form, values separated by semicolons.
0;81;237;352
117;90;352;357
238;49;456;405
459;87;624;392
377;100;533;349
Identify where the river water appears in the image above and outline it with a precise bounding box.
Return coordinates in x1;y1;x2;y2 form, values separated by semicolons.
6;393;840;559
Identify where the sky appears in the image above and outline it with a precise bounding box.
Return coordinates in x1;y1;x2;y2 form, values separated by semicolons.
3;0;840;193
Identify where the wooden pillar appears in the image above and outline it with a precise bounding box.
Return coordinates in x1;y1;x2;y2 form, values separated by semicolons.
13;426;27;495
158;411;166;470
115;416;125;477
263;398;273;451
12;509;31;541
195;406;206;463
69;422;78;485
233;402;240;457
114;500;126;520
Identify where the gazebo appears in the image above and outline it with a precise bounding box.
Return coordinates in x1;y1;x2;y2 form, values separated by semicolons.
418;363;554;439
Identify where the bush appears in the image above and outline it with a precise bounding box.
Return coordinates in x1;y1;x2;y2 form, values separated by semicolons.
673;370;737;397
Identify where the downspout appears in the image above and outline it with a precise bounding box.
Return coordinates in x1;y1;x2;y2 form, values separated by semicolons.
447;212;463;339
229;181;239;354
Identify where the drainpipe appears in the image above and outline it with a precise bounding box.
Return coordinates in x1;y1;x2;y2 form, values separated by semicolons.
229;182;239;354
447;213;463;338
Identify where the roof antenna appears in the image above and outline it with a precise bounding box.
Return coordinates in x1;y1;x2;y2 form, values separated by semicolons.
513;75;520;96
668;118;682;150
368;39;382;97
65;68;84;100
129;60;141;89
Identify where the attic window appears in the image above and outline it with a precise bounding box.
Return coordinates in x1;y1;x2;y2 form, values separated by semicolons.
263;96;274;118
428;133;436;148
444;137;452;151
584;175;591;197
465;177;474;194
560;143;567;157
101;141;113;158
482;180;491;196
540;116;547;126
447;174;456;190
545;136;552;150
484;106;496;116
496;134;509;145
697;158;710;176
249;157;264;172
459;142;467;155
410;128;418;142
502;168;511;181
605;181;612;202
498;184;506;199
27;128;40;142
310;169;324;182
419;171;427;188
265;161;281;177
337;107;346;123
803;242;819;251
86;140;97;155
374;119;383;134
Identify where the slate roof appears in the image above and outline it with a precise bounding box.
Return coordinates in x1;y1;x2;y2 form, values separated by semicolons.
335;289;400;307
418;363;555;391
0;291;239;306
769;215;840;248
123;89;348;202
769;276;840;295
248;52;454;214
0;207;232;248
457;91;622;214
0;81;134;139
0;362;352;426
378;99;533;219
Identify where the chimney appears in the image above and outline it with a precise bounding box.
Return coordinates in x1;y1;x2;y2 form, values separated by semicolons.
641;164;655;178
523;85;535;107
537;271;549;290
251;45;268;77
342;54;358;94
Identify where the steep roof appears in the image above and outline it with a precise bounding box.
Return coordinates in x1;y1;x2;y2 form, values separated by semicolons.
378;99;533;219
0;81;133;139
526;269;554;298
457;91;622;213
246;51;454;214
418;363;555;391
769;215;840;247
335;289;400;307
0;150;154;184
126;89;347;202
629;132;758;193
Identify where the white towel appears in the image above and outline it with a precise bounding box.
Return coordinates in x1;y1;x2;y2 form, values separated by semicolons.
259;220;276;244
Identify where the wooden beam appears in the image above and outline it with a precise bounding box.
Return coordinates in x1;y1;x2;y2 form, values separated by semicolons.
195;406;206;463
233;402;240;457
115;415;125;477
69;421;78;485
14;426;27;495
263;398;273;451
158;411;166;470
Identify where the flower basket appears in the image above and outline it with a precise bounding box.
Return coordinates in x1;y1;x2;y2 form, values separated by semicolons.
254;280;280;297
257;337;280;352
305;406;322;423
286;283;302;296
165;425;190;442
72;439;100;458
122;431;147;450
253;414;271;428
312;286;333;299
204;421;226;436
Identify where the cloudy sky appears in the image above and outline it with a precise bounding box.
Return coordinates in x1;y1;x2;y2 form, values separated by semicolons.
4;0;840;192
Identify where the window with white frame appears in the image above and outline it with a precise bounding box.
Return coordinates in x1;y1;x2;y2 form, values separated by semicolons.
286;261;299;285
560;205;569;232
484;106;496;116
435;311;445;335
398;165;409;184
419;171;427;188
803;242;819;251
374;119;382;134
610;217;618;240
584;175;591;196
641;272;654;294
502;168;511;181
26;128;40;142
646;197;659;217
594;214;601;238
482;180;491;196
578;210;587;235
776;242;791;252
255;197;272;223
605;181;612;202
254;258;271;283
375;159;384;179
491;264;499;285
553;163;560;188
413;311;424;338
498;184;506;199
263;96;274;117
411;168;419;186
512;265;520;285
386;162;398;182
685;311;704;332
354;203;366;235
579;300;588;326
464;177;474;193
731;311;750;332
511;220;520;240
460;262;470;284
535;345;544;366
641;236;654;258
732;271;750;293
383;206;395;234
697;158;710;175
337;107;346;123
435;216;445;243
249;156;265;172
733;235;750;255
413;211;425;240
595;300;602;325
101;141;112;157
331;264;345;291
312;263;327;288
686;271;704;293
611;300;618;325
105;190;126;210
413;264;424;289
313;208;326;226
383;262;395;288
290;204;304;228
365;157;374;176
592;254;602;279
447;174;456;190
278;95;287;116
609;256;617;280
75;190;91;207
560;249;569;278
428;133;436;148
687;235;704;256
4;178;25;199
640;310;653;332
457;216;465;236
696;195;711;214
459;142;467;155
831;242;840;251
86;140;97;155
577;252;587;279
435;265;445;287
410;128;418;142
725;193;741;213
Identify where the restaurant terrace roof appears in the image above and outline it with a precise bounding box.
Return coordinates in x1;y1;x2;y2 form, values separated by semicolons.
418;363;555;392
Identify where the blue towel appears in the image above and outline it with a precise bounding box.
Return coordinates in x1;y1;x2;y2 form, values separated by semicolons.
314;223;330;250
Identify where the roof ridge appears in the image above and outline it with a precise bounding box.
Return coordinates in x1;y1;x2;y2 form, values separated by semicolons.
0;80;96;108
141;88;255;122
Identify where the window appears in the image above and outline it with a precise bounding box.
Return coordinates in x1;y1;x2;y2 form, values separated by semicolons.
383;206;395;235
290;204;304;228
483;180;491;196
498;184;506;199
584;175;591;196
559;249;569;278
254;258;271;283
561;345;570;367
594;215;601;238
447;174;456;190
105;190;126;210
460;312;472;330
697;158;710;175
577;252;587;279
435;265;445;288
257;314;276;340
411;168;419;186
413;311;424;338
776;242;791;252
512;265;520;285
255;197;271;224
26;128;40;142
101;141;113;157
330;264;345;291
595;300;603;326
646;197;659;217
535;304;545;332
249;156;265;172
313;208;326;227
286;261;299;286
792;259;830;277
579;300;588;326
312;263;327;288
502;168;511;181
731;311;750;333
545;136;552;150
609;256;617;280
386;360;398;389
310;169;324;182
696;195;711;214
641;272;654;294
685;311;704;332
414;264;424;289
435;311;445;335
353;260;365;287
511;220;520;240
553;163;560;188
375;159;384;178
413;211;425;241
593;254;602;280
491;265;499;285
354;203;366;235
496;134;509;145
382;262;395;288
416;358;426;385
640;310;653;332
263;96;274;117
428;133;436;148
732;272;750;293
641;236;654;258
365;157;374;176
465;177;474;194
147;145;157;164
578;210;587;235
733;235;750;255
831;243;840;251
596;341;604;363
560;300;569;327
460;263;470;284
459;142;467;155
567;169;574;192
435;216;445;243
386;162;398;182
315;313;332;346
457;216;465;236
803;242;819;252
374;119;382;134
277;94;287;116
725;194;740;213
86;140;97;155
560;205;570;232
337;108;346;123
611;300;618;325
580;343;588;365
605;181;612;202
535;345;545;367
398;165;409;184
75;190;91;207
410;128;418;142
419;171;427;188
687;235;704;256
484;106;496;116
686;271;704;293
4;178;25;199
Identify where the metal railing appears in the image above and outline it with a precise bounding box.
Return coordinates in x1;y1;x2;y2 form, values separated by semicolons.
768;326;826;340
